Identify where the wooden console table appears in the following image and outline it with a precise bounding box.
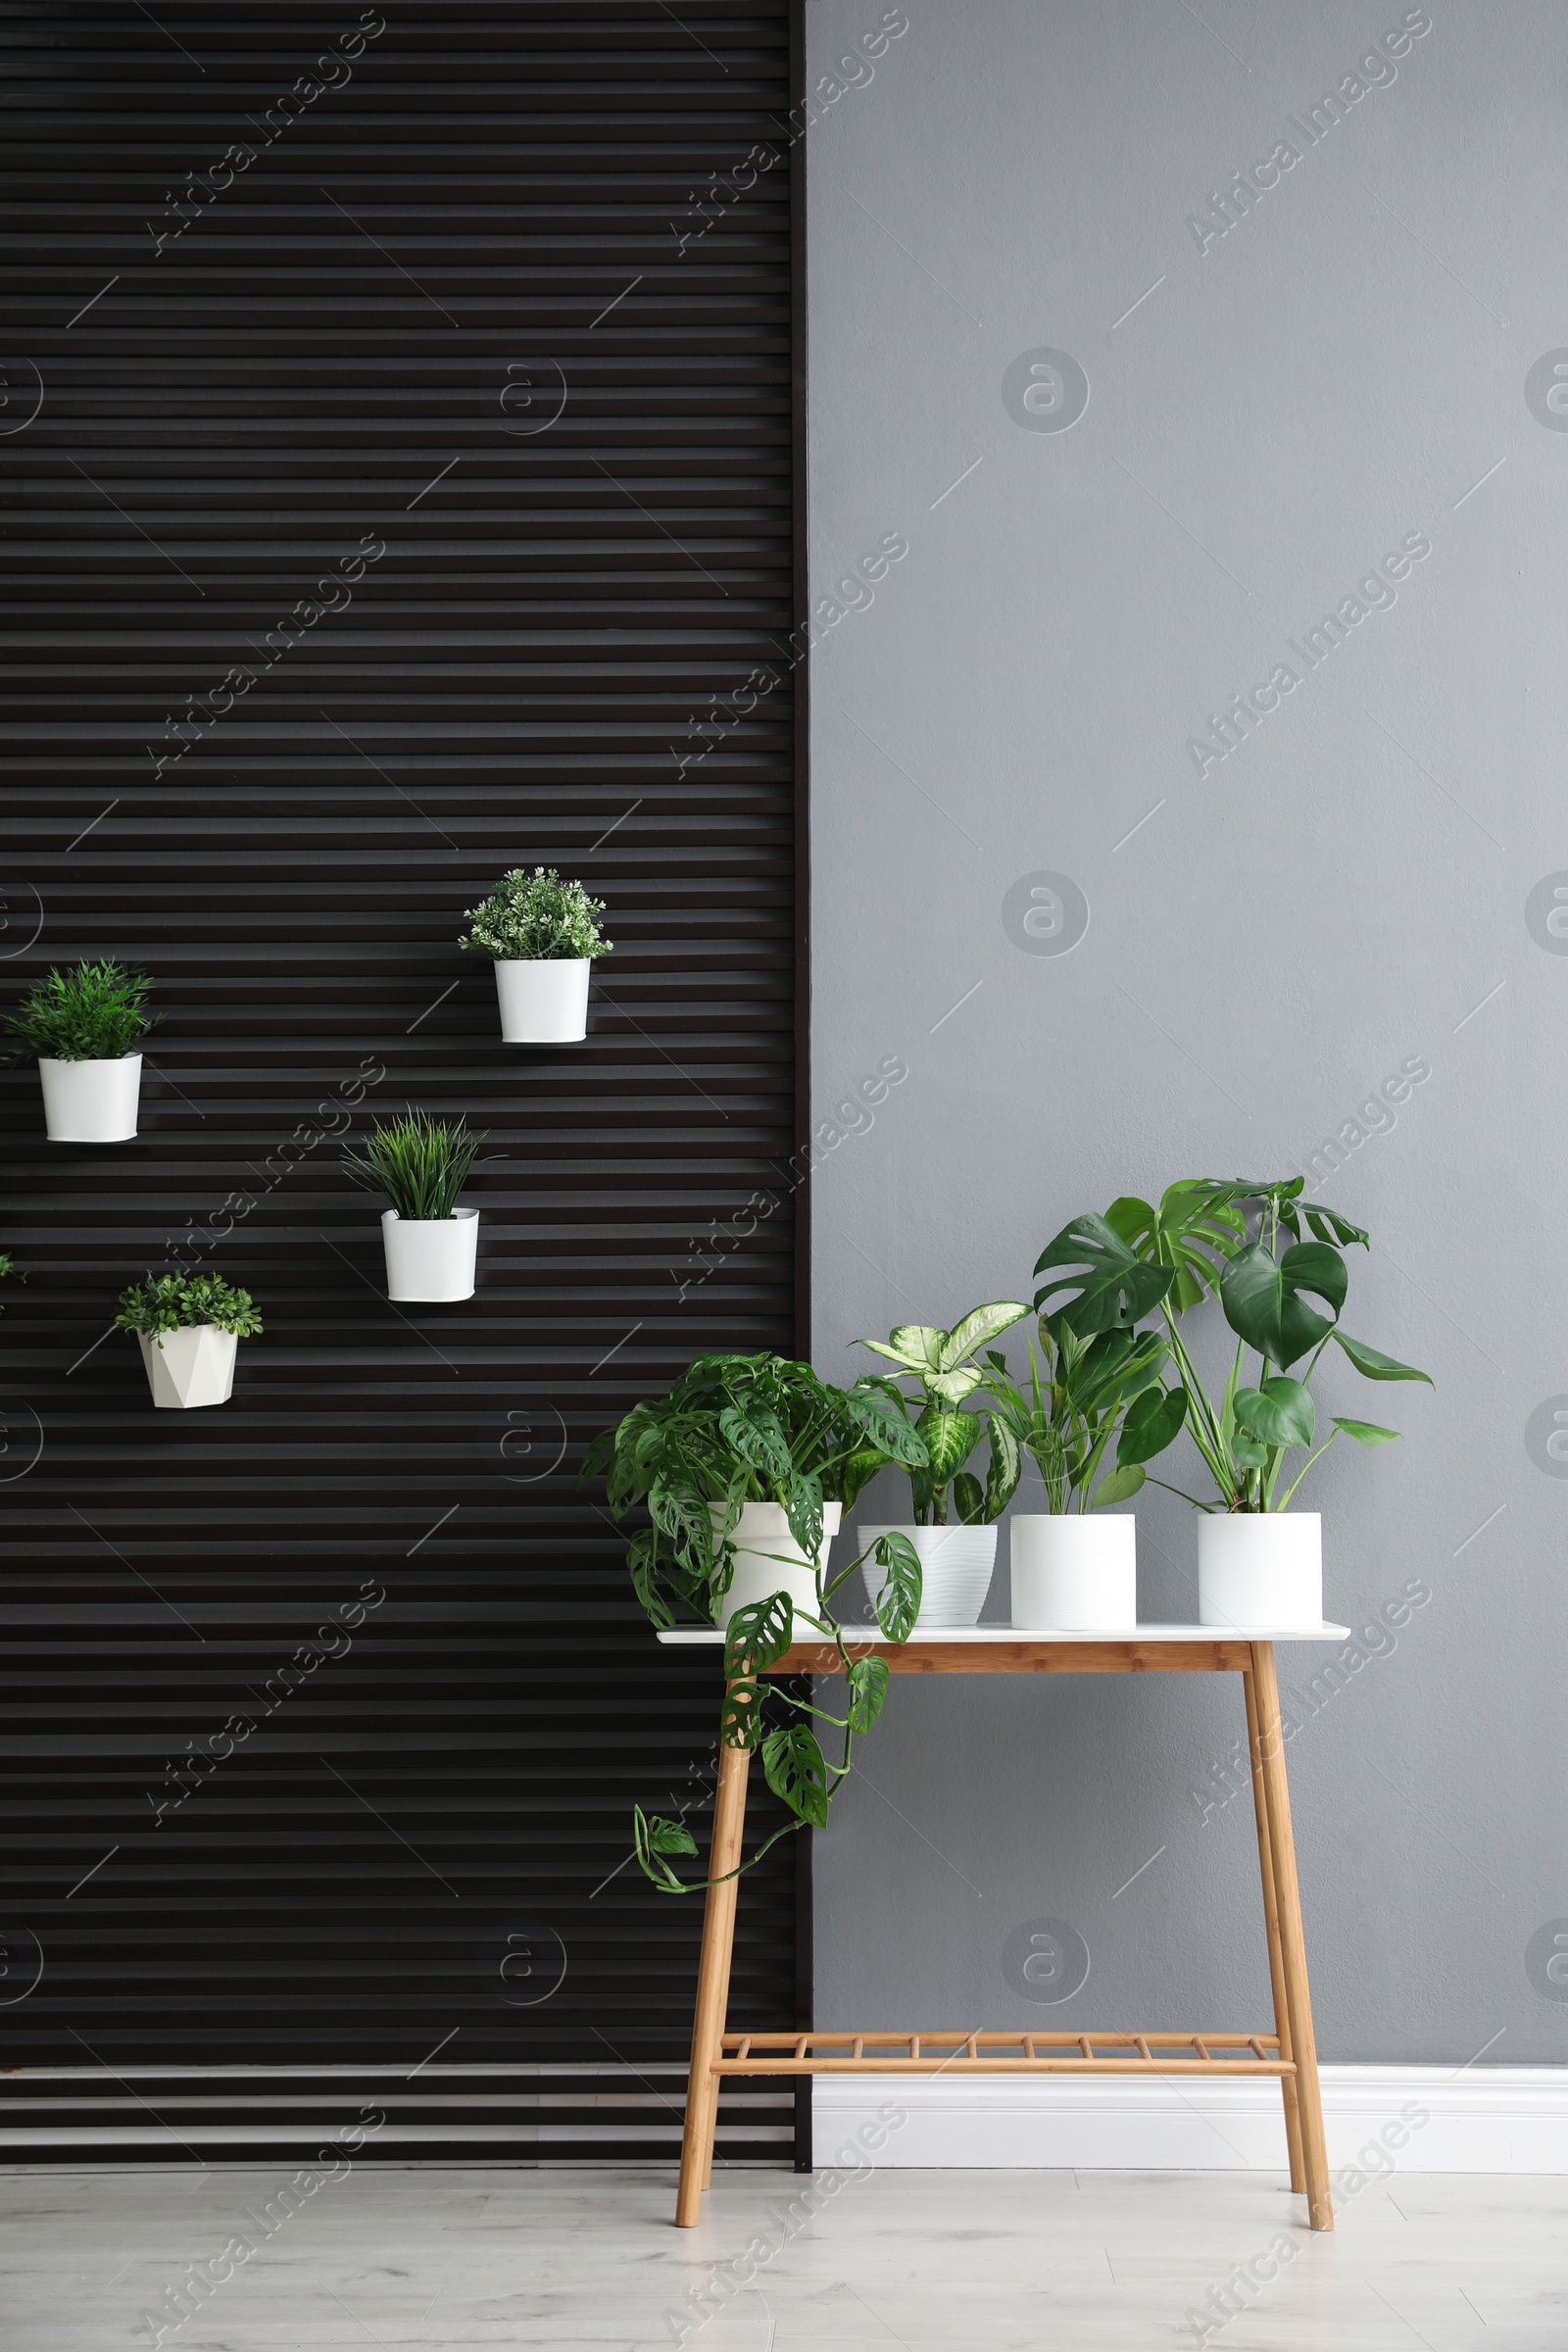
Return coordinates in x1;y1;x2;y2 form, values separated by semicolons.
658;1623;1349;2232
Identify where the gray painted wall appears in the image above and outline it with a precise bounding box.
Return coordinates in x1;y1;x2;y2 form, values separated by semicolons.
806;0;1567;2063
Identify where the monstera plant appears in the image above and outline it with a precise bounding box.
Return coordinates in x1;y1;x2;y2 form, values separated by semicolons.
1034;1176;1432;1513
581;1350;930;1890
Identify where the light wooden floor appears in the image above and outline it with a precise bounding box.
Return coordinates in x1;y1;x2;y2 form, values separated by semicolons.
2;2163;1563;2350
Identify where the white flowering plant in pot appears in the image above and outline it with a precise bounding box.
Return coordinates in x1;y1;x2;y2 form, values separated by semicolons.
459;866;611;1043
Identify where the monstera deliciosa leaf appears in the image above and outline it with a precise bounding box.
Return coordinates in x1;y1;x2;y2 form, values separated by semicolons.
1219;1240;1348;1369
1033;1213;1174;1337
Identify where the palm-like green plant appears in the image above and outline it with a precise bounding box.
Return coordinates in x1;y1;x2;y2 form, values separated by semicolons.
1034;1176;1432;1513
3;960;158;1061
116;1271;262;1341
340;1112;489;1221
980;1322;1174;1513
582;1351;930;1893
855;1300;1031;1524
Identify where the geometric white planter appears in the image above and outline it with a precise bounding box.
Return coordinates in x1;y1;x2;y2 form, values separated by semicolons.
137;1324;238;1409
494;958;591;1044
1198;1510;1323;1631
1009;1512;1137;1630
858;1522;998;1629
710;1499;843;1636
38;1053;142;1142
380;1206;479;1302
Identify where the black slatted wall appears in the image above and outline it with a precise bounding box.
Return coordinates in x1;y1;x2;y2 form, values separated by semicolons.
0;0;807;2161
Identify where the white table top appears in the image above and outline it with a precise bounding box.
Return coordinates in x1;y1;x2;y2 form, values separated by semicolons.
657;1622;1351;1644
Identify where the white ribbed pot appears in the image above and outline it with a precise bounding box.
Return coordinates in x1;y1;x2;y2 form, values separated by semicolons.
38;1054;142;1142
858;1523;998;1629
1009;1513;1137;1631
1199;1510;1323;1630
710;1500;843;1635
138;1325;238;1410
380;1206;479;1301
494;958;591;1044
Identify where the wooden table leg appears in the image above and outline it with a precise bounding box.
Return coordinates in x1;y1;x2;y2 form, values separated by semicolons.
1244;1661;1305;2193
675;1728;751;2227
1250;1642;1333;2231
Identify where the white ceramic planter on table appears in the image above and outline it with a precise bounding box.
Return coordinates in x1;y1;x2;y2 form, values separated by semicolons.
1199;1510;1323;1631
138;1324;237;1409
38;1054;142;1142
858;1523;998;1629
710;1500;843;1634
380;1206;479;1301
1009;1512;1137;1630
494;958;591;1043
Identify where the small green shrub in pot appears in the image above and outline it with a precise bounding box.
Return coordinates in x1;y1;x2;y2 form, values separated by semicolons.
341;1112;491;1303
4;961;158;1143
116;1271;261;1410
582;1350;930;1891
460;866;611;1043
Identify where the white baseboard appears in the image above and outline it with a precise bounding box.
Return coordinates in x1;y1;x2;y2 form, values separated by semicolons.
814;2066;1568;2174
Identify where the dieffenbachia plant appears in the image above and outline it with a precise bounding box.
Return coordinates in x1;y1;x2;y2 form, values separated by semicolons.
580;1350;929;1891
854;1300;1032;1524
1033;1177;1431;1513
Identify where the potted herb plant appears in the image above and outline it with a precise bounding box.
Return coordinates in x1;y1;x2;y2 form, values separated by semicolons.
853;1302;1031;1627
981;1323;1175;1630
341;1112;489;1302
4;960;157;1142
459;865;611;1044
582;1350;929;1892
1034;1178;1432;1628
116;1271;262;1409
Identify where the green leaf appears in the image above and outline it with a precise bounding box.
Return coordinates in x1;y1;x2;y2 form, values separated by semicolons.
870;1532;922;1642
1090;1462;1145;1509
915;1404;980;1488
718;1403;792;1483
1106;1181;1247;1312
1234;1375;1315;1448
1331;1332;1434;1385
847;1654;890;1735
761;1724;830;1829
723;1592;794;1681
633;1806;699;1893
984;1415;1021;1520
938;1300;1031;1372
841;1378;929;1468
866;1326;944;1371
923;1365;985;1407
1117;1383;1187;1466
1331;1416;1400;1446
838;1444;890;1513
1219;1239;1345;1369
720;1677;765;1749
1034;1212;1175;1337
1299;1201;1369;1250
950;1471;985;1526
781;1473;824;1564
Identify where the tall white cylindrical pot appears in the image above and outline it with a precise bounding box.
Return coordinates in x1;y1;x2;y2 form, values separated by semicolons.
858;1523;998;1629
1198;1511;1322;1630
38;1054;142;1142
710;1500;843;1634
138;1325;238;1409
380;1206;479;1301
494;958;591;1044
1009;1513;1137;1631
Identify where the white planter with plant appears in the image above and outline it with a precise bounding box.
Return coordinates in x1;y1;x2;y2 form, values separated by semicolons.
342;1111;489;1302
4;960;157;1143
711;1499;844;1633
1033;1176;1432;1633
116;1272;261;1410
460;865;612;1043
853;1298;1032;1627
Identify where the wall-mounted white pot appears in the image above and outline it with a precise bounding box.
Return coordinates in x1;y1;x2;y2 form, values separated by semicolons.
138;1325;237;1410
494;958;591;1044
39;1053;142;1143
380;1206;479;1301
858;1522;998;1629
710;1499;843;1635
1198;1510;1322;1630
1009;1513;1137;1631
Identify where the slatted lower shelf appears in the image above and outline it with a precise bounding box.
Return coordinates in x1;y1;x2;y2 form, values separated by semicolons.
715;2030;1292;2076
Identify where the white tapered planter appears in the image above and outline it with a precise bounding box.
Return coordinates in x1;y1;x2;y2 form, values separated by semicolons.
1010;1513;1137;1631
494;958;591;1044
380;1206;479;1301
710;1500;843;1635
1199;1510;1322;1630
858;1523;998;1629
138;1325;237;1410
38;1054;142;1142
